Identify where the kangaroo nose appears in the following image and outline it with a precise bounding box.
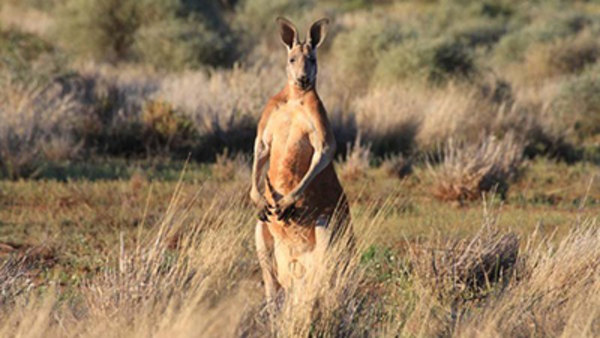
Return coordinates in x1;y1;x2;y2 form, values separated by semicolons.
299;75;308;82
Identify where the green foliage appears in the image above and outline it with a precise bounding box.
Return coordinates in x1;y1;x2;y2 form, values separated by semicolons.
0;29;53;61
451;19;507;48
494;11;600;63
428;39;477;83
493;30;534;63
331;21;404;89
54;0;237;68
0;28;67;83
373;42;424;84
4;0;60;11
374;38;477;85
235;0;316;38
554;70;600;138
134;19;230;70
55;0;140;62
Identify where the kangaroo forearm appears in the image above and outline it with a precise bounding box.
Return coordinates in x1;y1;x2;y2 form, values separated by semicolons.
289;146;333;198
251;136;270;194
251;155;269;193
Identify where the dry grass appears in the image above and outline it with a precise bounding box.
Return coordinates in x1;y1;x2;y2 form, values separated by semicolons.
457;222;600;337
411;227;519;302
427;135;524;202
382;154;413;179
156;64;281;132
0;3;52;36
0;171;381;337
0;77;83;179
351;83;531;155
339;135;372;181
211;149;250;182
0;175;597;337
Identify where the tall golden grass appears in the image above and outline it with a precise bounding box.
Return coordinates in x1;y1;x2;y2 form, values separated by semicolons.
0;174;597;337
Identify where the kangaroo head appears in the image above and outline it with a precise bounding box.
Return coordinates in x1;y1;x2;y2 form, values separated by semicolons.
276;17;329;91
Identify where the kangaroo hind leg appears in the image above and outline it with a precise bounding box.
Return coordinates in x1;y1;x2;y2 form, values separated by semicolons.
255;221;281;303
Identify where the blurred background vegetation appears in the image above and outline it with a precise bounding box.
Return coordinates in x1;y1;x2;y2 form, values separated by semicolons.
0;3;599;336
0;0;599;180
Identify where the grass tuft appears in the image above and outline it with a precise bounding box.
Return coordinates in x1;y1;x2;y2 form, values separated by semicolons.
427;135;523;202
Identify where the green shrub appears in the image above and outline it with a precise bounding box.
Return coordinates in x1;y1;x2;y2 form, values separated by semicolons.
0;28;67;83
429;39;477;83
452;20;507;48
0;29;53;61
553;71;600;139
374;38;477;85
134;0;238;68
480;1;513;18
235;0;315;38
134;19;231;70
54;0;237;68
331;20;404;90
374;42;426;85
4;0;61;11
493;30;534;63
494;11;600;64
54;0;140;62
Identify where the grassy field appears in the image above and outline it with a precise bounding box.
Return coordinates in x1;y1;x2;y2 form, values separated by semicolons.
0;157;597;336
1;0;599;336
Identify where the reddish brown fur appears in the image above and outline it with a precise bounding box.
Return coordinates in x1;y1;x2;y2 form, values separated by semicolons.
251;17;351;303
261;85;349;244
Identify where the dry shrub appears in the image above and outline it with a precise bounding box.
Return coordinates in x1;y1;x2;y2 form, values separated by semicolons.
410;228;519;302
339;135;372;181
141;100;196;152
457;222;600;337
0;78;82;179
427;135;524;202
60;62;276;159
0;249;52;305
157;64;280;124
60;64;161;156
413;85;482;150
156;64;281;158
352;84;521;155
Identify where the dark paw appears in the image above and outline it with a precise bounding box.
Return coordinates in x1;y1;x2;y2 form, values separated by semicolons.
257;205;272;222
276;204;296;222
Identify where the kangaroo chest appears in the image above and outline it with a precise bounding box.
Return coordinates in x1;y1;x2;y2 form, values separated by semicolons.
264;100;314;192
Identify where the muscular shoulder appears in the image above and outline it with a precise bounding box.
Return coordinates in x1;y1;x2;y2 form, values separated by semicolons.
304;92;331;129
258;88;288;131
302;91;335;144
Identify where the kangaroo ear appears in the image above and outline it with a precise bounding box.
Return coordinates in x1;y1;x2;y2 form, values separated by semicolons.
276;17;298;50
307;18;329;49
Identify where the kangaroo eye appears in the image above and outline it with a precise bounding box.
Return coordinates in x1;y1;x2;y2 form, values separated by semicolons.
289;58;296;63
